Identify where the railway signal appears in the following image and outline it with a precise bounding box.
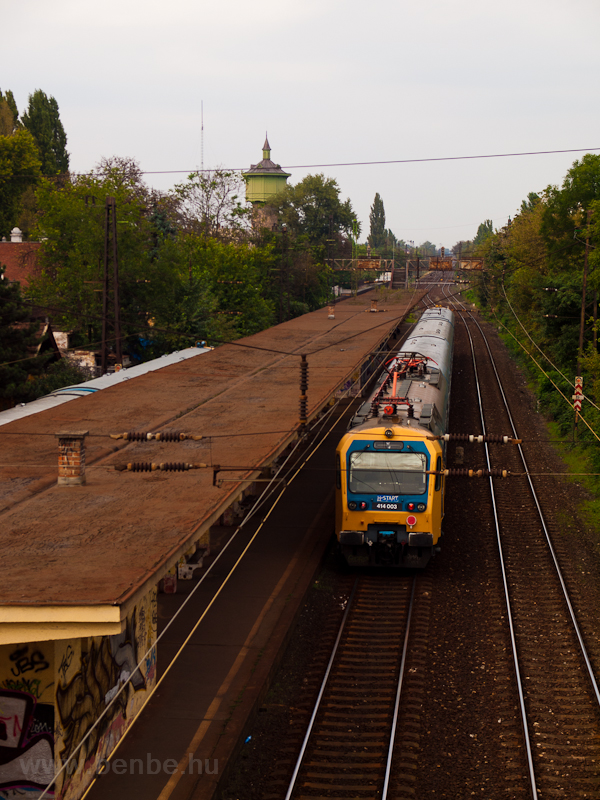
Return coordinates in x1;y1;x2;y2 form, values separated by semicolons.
573;376;583;423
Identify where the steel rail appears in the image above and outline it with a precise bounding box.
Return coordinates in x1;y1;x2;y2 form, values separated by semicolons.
381;577;417;800
283;579;358;800
457;304;539;800
283;577;417;800
446;279;600;792
466;308;600;708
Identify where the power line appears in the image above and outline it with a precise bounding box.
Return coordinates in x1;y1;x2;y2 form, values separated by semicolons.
137;146;600;175
26;146;600;181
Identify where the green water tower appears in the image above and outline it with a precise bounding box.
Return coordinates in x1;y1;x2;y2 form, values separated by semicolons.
243;136;291;205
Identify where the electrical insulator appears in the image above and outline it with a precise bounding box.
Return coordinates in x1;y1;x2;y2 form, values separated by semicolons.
443;468;509;478
300;356;308;393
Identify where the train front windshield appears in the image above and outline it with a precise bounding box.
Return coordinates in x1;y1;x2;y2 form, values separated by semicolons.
348;451;427;495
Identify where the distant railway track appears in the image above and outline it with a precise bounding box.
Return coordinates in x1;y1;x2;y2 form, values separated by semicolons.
446;286;600;798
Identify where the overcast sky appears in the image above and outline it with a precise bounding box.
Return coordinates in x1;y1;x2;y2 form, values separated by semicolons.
6;0;600;247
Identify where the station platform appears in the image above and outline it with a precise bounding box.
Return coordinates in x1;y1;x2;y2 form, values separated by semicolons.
0;287;425;799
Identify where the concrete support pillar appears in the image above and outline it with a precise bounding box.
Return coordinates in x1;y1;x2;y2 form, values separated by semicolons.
55;431;89;486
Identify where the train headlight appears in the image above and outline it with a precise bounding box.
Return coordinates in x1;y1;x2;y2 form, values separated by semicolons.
384;429;394;438
348;501;357;510
417;503;426;512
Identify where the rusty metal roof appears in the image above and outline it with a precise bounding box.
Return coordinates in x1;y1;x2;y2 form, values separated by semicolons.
0;290;422;609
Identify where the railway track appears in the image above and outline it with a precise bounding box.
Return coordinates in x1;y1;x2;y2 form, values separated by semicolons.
448;288;600;797
223;273;600;799
277;574;433;800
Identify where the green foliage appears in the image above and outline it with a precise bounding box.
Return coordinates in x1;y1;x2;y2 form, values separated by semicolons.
452;239;474;256
0;266;47;403
30;170;156;339
473;219;494;248
267;173;358;253
172;169;251;237
186;237;276;337
368;193;386;250
21;89;69;175
470;155;600;491
0;128;42;237
27;359;90;399
28;162;279;359
416;240;437;256
520;192;540;215
261;173;359;316
0;90;18;136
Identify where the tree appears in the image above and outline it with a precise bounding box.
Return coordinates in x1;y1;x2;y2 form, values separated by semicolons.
0;89;18;136
452;240;474;256
29;163;162;347
188;237;276;336
21;89;69;175
0;266;47;404
368;193;386;250
29;158;281;357
172;168;251;238
473;220;494;248
267;173;358;249
417;241;437;256
262;174;359;315
520;192;540;215
541;154;600;269
0;129;42;237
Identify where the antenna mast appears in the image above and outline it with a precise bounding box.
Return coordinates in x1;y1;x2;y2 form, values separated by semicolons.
201;101;204;173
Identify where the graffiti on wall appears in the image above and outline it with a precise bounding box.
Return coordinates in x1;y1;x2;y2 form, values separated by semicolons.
0;641;55;799
0;587;157;800
55;591;157;798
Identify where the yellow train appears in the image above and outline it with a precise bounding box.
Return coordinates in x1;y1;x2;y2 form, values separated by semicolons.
335;307;454;568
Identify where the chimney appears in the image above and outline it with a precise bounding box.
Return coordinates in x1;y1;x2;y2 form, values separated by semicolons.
56;431;89;486
10;227;23;243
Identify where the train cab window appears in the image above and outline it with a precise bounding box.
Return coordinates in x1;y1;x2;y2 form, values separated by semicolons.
336;453;341;490
348;451;426;495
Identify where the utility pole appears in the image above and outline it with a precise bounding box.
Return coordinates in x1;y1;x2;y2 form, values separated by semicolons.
578;209;592;372
594;290;598;352
284;223;290;320
101;196;122;375
327;215;335;305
